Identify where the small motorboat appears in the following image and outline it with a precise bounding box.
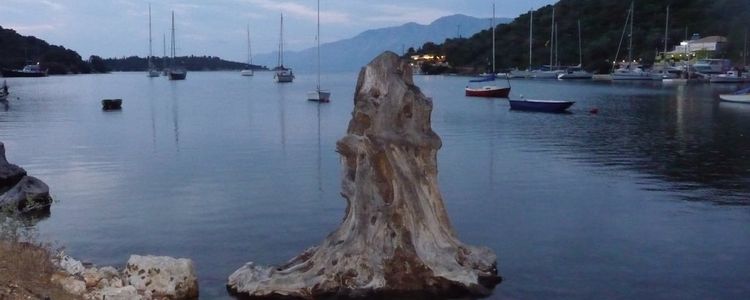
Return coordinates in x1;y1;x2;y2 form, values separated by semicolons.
101;99;123;110
465;74;511;98
719;86;750;103
710;70;749;83
509;97;575;112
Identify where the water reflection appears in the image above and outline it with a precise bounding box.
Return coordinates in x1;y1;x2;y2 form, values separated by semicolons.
170;83;180;150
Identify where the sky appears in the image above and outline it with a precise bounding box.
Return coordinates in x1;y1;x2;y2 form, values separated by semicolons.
2;0;556;62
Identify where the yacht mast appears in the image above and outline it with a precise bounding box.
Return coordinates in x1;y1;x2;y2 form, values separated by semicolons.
316;0;321;90
278;14;284;68
555;22;559;68
171;11;176;63
491;2;495;73
247;24;252;66
549;7;555;70
578;19;582;67
627;1;634;62
529;9;533;69
744;28;748;67
148;4;153;68
663;4;670;53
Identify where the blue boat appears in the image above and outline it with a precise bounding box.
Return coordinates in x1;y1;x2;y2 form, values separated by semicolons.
509;99;575;112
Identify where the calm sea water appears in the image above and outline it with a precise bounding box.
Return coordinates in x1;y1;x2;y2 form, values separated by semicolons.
1;71;749;299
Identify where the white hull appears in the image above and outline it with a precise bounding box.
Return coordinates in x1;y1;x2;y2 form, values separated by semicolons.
710;77;748;83
558;72;593;80
240;69;254;76
719;94;750;103
275;70;294;83
662;78;688;84
533;70;564;79
307;90;331;102
147;69;160;77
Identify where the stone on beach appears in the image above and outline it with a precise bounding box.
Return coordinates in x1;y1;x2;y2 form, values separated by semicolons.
0;175;53;213
124;255;199;299
227;51;501;298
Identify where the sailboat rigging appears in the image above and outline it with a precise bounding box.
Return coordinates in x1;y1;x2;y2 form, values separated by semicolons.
465;2;511;98
168;11;187;80
307;0;331;102
274;13;295;83
147;4;159;77
241;24;254;76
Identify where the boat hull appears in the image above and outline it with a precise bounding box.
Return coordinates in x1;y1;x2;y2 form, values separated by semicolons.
1;69;47;78
719;94;750;103
611;73;653;80
0;92;7;101
509;99;574;112
558;73;593;80
710;77;748;83
465;86;510;98
147;69;160;77
307;90;331;102
168;71;187;80
241;69;254;76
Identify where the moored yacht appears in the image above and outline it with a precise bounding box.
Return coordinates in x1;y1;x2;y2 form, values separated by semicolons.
1;63;48;78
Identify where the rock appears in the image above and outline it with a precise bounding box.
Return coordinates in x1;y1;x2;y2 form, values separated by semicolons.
0;175;52;213
82;267;103;288
227;52;501;299
89;286;142;300
124;255;198;299
57;276;86;295
56;254;85;276
0;142;26;188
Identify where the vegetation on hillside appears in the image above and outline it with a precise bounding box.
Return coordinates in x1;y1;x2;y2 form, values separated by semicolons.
412;0;750;73
0;26;99;74
103;56;268;72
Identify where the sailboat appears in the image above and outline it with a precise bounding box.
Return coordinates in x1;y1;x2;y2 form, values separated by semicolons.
146;4;159;77
558;20;592;79
307;0;330;102
465;3;510;98
161;33;168;75
240;24;254;76
511;9;535;78
534;7;564;79
612;2;651;80
274;13;294;83
168;11;187;80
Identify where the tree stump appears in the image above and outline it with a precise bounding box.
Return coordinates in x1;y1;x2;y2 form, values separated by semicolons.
228;52;501;299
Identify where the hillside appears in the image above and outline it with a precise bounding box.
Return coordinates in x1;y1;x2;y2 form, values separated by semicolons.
416;0;750;73
103;56;268;72
254;14;509;72
0;26;99;74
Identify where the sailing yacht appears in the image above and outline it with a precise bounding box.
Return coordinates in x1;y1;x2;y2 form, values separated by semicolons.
307;0;330;102
510;9;535;78
612;2;651;80
558;20;592;79
168;11;187;80
240;24;254;76
274;13;294;83
147;4;159;77
534;7;564;79
465;3;510;98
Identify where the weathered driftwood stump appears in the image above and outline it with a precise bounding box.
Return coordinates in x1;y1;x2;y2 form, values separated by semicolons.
228;52;501;299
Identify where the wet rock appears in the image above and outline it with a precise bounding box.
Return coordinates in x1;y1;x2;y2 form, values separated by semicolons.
124;255;198;299
227;52;500;299
0;176;52;213
0;142;26;188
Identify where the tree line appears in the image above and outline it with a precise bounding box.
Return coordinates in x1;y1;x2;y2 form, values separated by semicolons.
410;0;750;74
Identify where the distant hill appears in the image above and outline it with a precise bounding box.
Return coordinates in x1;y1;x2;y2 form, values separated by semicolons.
0;26;99;74
415;0;750;73
103;56;268;72
254;14;509;72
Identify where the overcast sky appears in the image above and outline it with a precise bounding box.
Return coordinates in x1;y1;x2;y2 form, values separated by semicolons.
2;0;556;62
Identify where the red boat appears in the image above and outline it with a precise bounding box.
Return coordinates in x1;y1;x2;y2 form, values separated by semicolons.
465;85;511;98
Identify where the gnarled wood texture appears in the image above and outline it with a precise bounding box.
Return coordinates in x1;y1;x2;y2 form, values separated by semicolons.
228;51;501;299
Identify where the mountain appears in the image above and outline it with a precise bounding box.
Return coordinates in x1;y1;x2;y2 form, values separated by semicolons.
254;14;510;72
0;26;99;74
415;0;750;73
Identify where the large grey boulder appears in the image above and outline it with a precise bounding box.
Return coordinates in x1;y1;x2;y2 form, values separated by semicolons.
123;255;199;299
227;52;500;299
0;142;26;188
0;175;52;213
